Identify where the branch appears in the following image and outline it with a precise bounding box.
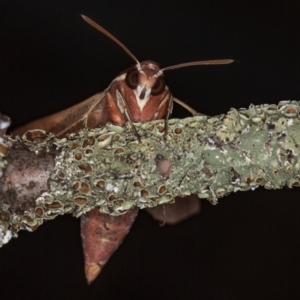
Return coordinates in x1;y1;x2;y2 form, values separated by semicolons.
1;101;299;247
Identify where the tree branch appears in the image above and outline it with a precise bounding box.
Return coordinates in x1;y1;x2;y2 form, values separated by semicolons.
1;100;300;247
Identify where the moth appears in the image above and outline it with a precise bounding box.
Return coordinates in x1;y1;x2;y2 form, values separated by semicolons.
14;15;233;137
12;15;234;284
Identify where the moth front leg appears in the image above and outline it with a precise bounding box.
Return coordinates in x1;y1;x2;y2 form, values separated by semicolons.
146;195;201;225
159;93;173;137
116;90;141;140
106;89;141;140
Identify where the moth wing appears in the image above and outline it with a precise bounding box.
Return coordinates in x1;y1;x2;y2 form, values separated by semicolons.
146;194;201;225
11;92;107;136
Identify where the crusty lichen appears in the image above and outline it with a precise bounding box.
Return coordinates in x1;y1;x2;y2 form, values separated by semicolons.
1;100;300;247
0;112;10;178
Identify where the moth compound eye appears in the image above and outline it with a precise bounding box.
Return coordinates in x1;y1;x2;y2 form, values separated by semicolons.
151;76;165;96
125;68;139;89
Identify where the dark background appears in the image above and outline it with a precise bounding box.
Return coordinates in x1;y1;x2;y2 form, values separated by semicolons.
1;1;300;299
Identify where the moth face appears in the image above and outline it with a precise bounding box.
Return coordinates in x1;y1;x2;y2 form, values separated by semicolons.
125;60;166;101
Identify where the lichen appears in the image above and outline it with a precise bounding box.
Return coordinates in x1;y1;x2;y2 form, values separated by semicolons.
0;227;12;244
2;100;300;247
0;113;10;180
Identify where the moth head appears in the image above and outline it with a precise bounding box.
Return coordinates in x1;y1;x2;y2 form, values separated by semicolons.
125;61;166;100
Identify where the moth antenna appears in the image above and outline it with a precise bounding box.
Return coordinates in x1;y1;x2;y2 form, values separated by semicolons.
162;59;234;72
81;15;139;64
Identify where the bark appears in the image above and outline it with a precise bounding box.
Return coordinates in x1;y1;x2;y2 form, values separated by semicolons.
1;100;300;247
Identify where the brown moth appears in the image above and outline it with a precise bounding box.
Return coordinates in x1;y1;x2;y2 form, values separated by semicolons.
12;15;234;284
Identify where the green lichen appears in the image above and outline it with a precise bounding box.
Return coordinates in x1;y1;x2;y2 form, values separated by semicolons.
0;113;10;178
1;100;300;247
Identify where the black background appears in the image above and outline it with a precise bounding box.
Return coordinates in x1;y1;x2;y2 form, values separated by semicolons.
1;1;300;299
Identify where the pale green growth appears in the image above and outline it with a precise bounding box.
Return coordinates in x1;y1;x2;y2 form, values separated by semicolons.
0;113;10;178
1;100;300;247
0;152;7;180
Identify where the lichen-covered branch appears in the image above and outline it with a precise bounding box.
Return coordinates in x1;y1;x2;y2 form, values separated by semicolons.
1;100;300;247
0;112;10;178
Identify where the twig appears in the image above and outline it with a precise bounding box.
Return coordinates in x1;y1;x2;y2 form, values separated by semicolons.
1;100;300;247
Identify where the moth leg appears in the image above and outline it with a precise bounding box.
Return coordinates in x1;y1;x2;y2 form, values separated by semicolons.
159;204;166;227
146;194;201;225
116;90;141;141
165;94;173;137
172;97;206;116
157;93;173;137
